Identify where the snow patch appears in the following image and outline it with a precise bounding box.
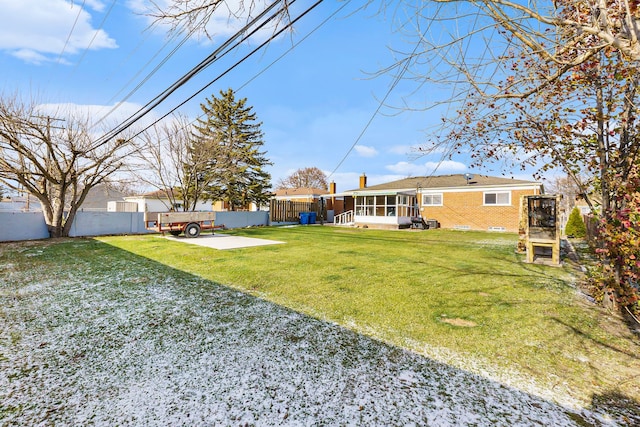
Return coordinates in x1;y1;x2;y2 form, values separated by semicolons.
0;266;615;426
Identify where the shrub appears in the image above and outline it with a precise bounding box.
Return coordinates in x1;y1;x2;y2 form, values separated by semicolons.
565;207;587;238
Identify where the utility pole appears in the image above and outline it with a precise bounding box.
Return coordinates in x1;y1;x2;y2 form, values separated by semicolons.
32;115;66;139
30;115;66;213
32;114;66;171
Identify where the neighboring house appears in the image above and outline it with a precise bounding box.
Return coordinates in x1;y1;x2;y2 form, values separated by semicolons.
272;187;330;202
0;195;42;212
123;189;212;213
0;184;130;213
334;174;543;232
574;193;600;216
81;184;130;211
212;200;263;212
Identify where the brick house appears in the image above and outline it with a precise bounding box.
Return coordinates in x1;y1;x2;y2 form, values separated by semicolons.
334;174;543;232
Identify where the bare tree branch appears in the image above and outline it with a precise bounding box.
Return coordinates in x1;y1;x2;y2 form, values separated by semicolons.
145;0;291;41
0;95;132;237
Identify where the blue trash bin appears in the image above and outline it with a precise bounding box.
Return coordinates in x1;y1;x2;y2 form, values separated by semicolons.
309;212;317;224
299;212;309;225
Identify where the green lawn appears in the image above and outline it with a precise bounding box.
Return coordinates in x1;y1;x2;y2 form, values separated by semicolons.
94;226;639;410
2;226;638;419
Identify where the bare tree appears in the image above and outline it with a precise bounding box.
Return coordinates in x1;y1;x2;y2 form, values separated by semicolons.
129;115;215;212
383;1;640;314
373;1;640;97
147;0;292;39
545;173;589;213
276;167;328;190
0;95;130;237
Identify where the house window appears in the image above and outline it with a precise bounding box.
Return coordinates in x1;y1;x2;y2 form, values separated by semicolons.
355;196;374;216
484;191;511;206
375;195;386;216
397;195;417;217
422;193;443;206
384;195;397;216
355;195;399;216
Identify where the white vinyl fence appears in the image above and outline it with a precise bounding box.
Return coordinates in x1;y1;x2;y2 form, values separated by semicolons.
0;212;50;242
0;211;270;242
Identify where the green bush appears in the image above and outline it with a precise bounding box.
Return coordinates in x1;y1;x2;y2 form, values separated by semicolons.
565;207;587;238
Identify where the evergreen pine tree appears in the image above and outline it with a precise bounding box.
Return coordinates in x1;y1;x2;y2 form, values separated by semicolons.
191;88;272;210
564;207;587;238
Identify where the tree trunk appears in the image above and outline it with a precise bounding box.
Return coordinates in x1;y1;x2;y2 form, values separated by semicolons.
62;206;79;237
45;203;67;238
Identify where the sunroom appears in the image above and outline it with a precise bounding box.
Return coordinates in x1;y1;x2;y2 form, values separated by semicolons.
352;190;419;228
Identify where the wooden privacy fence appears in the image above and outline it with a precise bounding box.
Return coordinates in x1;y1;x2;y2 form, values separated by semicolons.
585;214;600;245
270;200;324;223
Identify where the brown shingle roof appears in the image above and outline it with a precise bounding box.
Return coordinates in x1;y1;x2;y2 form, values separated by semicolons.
348;174;539;192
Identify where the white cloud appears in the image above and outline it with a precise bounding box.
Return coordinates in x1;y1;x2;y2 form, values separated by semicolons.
323;171;361;193
424;160;468;173
0;0;117;63
385;160;467;176
366;174;406;187
354;145;378;158
385;161;423;175
84;0;107;12
11;49;50;65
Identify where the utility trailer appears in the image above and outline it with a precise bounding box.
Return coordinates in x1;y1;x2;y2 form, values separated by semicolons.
144;211;224;238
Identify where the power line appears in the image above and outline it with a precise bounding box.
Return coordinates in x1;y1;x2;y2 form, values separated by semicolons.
424;2;515;180
236;1;350;92
91;0;293;149
325;2;505;183
416;2;485;179
130;0;344;157
128;0;325;143
94;22;203;128
327;7;432;181
56;0;87;64
97;7;222;126
70;0;118;74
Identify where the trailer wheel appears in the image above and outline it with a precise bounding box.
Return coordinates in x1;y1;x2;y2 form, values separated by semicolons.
169;230;181;236
185;222;201;238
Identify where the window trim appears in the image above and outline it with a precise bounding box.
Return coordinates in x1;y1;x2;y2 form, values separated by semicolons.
483;191;511;206
355;194;399;217
354;194;417;217
421;193;443;206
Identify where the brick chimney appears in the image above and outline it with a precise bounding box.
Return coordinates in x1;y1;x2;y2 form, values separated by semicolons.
359;173;367;189
329;181;336;194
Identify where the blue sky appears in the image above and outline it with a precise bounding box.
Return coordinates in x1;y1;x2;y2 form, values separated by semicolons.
0;0;541;193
